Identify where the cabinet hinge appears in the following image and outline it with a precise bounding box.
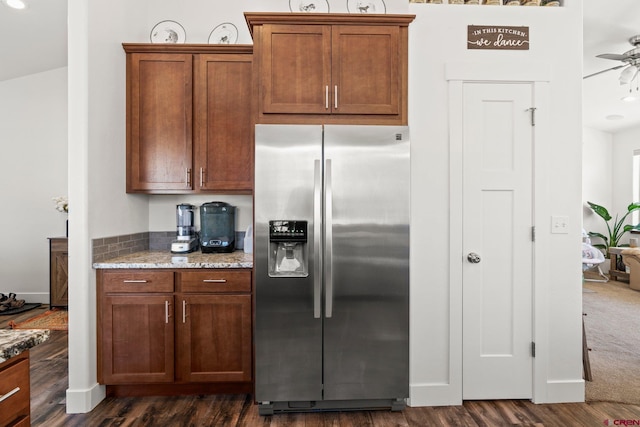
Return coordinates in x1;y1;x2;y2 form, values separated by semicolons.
531;341;536;358
526;107;537;126
531;226;536;242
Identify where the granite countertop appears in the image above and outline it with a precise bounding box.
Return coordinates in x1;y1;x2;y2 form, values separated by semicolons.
93;250;253;269
0;329;50;363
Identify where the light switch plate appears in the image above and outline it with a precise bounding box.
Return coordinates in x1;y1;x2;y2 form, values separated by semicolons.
551;215;569;234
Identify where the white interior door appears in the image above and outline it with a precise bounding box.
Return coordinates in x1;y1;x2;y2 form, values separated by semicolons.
462;82;534;400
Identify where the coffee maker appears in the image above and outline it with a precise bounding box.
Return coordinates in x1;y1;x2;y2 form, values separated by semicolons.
200;201;236;253
171;204;199;254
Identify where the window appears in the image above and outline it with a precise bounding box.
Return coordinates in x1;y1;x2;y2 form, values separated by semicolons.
633;150;640;224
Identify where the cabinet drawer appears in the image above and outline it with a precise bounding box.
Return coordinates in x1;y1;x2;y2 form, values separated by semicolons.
0;355;30;427
179;270;251;293
102;270;174;293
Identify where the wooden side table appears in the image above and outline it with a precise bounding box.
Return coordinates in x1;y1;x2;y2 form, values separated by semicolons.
608;247;630;282
48;237;68;308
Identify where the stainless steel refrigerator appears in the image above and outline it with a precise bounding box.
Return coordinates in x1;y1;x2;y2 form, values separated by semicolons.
254;124;410;414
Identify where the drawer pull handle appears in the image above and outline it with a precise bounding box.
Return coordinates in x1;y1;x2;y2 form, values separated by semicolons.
123;280;148;283
202;279;227;283
0;387;20;403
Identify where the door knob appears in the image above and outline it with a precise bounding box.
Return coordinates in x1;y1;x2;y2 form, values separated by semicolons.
467;252;481;263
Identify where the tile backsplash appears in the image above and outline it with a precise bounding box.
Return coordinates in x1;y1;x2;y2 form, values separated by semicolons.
92;233;149;263
92;231;246;263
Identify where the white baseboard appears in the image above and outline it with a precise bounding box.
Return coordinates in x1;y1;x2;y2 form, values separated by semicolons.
535;379;585;404
65;383;106;414
408;383;462;407
5;292;49;304
409;379;585;406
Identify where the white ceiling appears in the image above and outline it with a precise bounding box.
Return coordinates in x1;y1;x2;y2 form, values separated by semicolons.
583;0;640;133
0;0;67;82
1;0;639;134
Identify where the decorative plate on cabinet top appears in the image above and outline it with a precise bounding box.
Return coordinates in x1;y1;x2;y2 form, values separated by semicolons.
289;0;330;13
347;0;386;13
208;22;239;44
150;20;186;44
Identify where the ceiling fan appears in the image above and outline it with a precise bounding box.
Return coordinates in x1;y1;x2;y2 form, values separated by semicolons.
584;35;640;84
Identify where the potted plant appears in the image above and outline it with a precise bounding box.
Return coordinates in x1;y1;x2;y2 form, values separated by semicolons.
587;201;640;258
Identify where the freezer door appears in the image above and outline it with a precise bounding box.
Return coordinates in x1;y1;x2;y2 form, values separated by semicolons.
254;125;324;402
323;125;410;400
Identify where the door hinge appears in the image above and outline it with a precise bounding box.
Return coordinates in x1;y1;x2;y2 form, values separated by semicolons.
531;341;536;358
531;226;536;242
527;107;537;126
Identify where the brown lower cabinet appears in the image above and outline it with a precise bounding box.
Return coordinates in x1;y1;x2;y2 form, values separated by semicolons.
0;351;30;426
97;269;252;396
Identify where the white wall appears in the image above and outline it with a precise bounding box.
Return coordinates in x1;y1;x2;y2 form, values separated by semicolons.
408;1;583;405
68;0;584;413
149;195;253;232
582;126;640;250
582;127;613;242
612;127;640;238
612;127;640;210
0;67;68;302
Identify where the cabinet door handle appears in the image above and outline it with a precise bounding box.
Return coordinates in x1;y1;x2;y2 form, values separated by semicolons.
334;85;338;109
200;168;205;187
202;279;227;283
325;85;329;110
182;300;187;324
0;387;20;403
165;300;171;324
122;280;148;283
186;168;192;187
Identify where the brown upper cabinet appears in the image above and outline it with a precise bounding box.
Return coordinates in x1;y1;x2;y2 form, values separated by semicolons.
123;44;253;194
245;13;414;125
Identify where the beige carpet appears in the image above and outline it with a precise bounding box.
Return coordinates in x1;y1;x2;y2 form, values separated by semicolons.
583;277;640;405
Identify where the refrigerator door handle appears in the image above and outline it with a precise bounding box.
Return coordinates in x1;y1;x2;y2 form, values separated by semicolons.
325;159;333;318
314;159;322;319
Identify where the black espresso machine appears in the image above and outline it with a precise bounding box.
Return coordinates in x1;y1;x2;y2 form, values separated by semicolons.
200;201;236;253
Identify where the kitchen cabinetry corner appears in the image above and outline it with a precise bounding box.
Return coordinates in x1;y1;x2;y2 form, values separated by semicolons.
123;44;254;194
245;13;414;125
97;267;253;396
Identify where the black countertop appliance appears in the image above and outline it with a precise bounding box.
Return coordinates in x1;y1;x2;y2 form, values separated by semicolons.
200;201;236;253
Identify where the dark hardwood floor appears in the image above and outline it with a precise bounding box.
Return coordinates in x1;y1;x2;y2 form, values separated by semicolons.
3;308;640;426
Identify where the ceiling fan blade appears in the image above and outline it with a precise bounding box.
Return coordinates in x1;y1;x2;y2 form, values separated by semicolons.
596;53;628;61
583;64;626;79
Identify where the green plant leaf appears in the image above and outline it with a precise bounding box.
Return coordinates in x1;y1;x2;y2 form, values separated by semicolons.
587;201;612;221
588;231;608;243
586;202;640;253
